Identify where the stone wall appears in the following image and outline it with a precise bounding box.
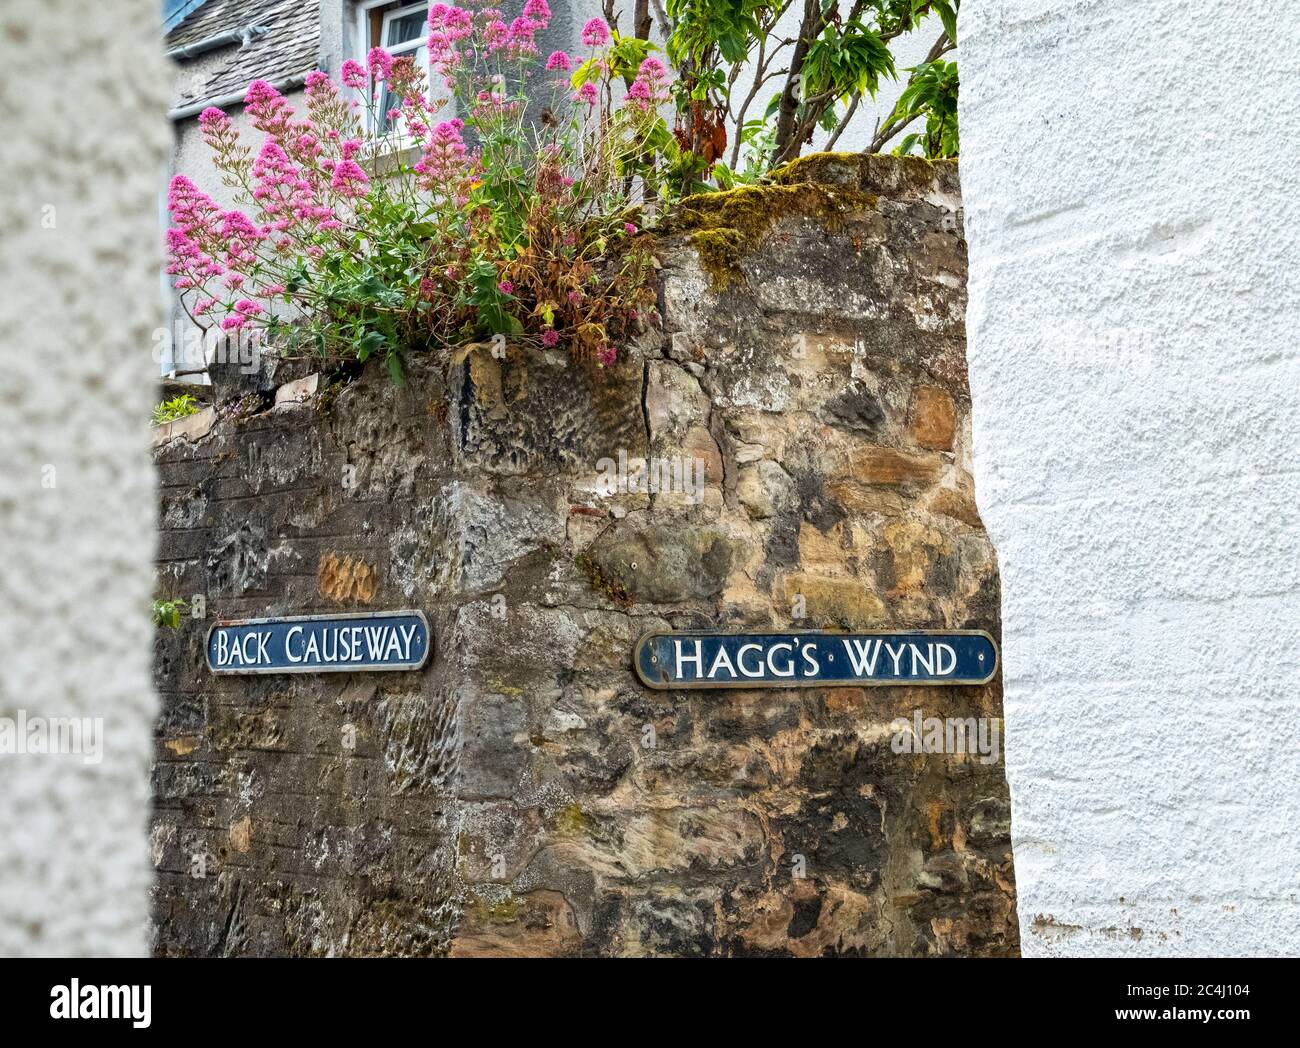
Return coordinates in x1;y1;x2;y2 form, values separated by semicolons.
151;154;1018;956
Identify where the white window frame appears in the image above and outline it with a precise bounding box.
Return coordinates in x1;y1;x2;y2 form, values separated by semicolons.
352;0;440;140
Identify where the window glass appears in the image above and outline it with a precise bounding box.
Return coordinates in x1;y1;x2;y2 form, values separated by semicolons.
375;5;429;131
385;10;428;49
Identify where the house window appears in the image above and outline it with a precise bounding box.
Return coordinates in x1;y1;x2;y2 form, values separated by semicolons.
367;2;430;133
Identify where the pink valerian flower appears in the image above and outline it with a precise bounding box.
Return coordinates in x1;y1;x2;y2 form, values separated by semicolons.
540;329;560;347
251;141;340;228
220;298;263;331
471;91;521;121
580;18;610;48
624;222;638;235
340;60;367;89
304;70;331;94
506;17;539;58
545;50;571;72
522;0;551;29
427;3;474;76
626;56;671;112
197;106;230;133
414;118;473;193
367;47;394;81
165;175;225;286
442;6;474;37
574;81;598;107
219;209;266;268
497;280;514;294
330;158;370;198
244;79;296;140
483;19;509;52
597;344;617;367
626;78;652;110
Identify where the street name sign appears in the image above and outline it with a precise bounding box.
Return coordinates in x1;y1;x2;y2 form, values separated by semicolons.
634;630;997;689
206;611;430;675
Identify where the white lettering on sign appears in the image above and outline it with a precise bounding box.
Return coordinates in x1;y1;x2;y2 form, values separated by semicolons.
208;613;429;675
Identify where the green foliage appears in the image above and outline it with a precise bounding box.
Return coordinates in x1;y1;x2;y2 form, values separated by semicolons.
664;0;960;184
153;598;188;629
801;18;895;101
667;0;775;65
152;394;200;425
891;59;959;158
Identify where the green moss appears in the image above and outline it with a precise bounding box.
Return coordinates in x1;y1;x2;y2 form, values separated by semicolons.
661;151;961;290
770;151;868;186
666;179;879;291
472;894;519;925
553;803;596;837
314;379;343;417
574;551;633;608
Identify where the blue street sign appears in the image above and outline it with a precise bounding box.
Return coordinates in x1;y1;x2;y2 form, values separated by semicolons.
206;611;430;674
634;631;997;689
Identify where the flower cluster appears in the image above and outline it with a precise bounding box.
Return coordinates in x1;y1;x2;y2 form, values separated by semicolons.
166;3;672;377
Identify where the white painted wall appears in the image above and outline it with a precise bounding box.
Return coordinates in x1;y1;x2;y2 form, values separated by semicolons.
961;0;1300;955
0;0;168;955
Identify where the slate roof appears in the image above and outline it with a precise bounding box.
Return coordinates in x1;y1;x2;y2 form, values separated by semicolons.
168;0;321;114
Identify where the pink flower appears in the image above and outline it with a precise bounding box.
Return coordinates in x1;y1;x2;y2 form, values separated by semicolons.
497;280;514;294
574;81;598;106
506;17;539;56
545;50;572;71
330;158;370;198
198;106;229;129
165;175;225;284
414;118;471;191
540;330;560;347
304;70;332;94
624;222;638;235
340;60;367;89
367;47;394;80
597;344;617;367
580;18;610;48
244;80;295;139
625;55;671;112
522;0;552;29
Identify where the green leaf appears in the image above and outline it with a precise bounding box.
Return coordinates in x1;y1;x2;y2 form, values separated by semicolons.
386;351;406;386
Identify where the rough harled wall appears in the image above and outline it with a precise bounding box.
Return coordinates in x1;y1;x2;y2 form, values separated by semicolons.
961;3;1300;955
0;2;169;955
151;155;1018;956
